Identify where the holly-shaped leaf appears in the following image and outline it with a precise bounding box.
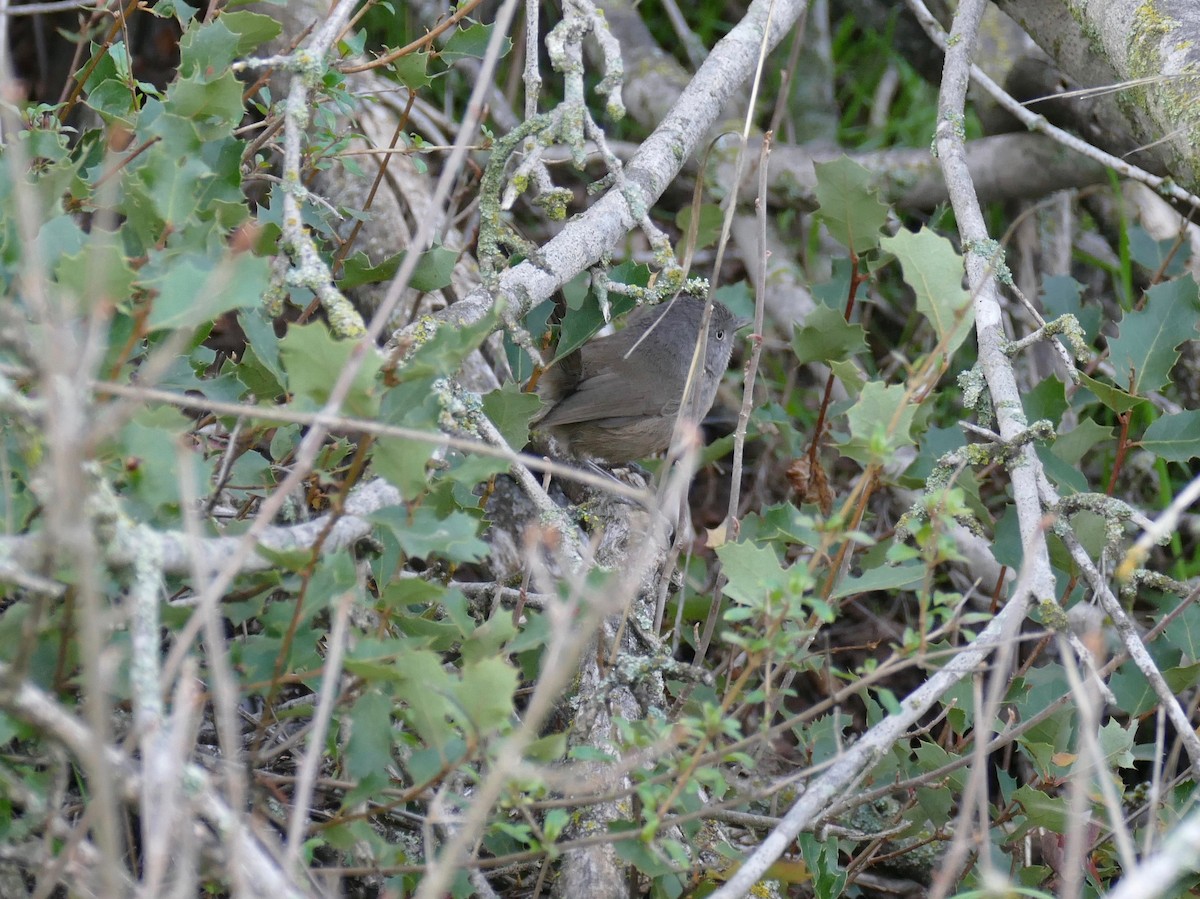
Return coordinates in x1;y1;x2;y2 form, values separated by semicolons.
1078;372;1145;414
838;382;917;466
279;321;382;418
813;157;888;255
1108;275;1200;396
791;305;867;365
880;228;974;358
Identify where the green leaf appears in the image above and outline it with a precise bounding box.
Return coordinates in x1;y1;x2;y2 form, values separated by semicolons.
1108;275;1200;395
1042;275;1100;344
813;156;888;254
1164;661;1200;693
373;436;434;498
84;78;138;124
1095;718;1136;769
716;540;789;605
399;305;501;380
1051;419;1113;466
129;143;213;226
345;690;394;783
838;382;917;465
879;228;974;358
829;358;866;394
791;305;867;365
369;506;489;563
340;244;458;291
829;561;925;599
388;51;432;90
609;822;675;876
150;0;199;23
1012;784;1069;833
279;321;383;418
116;407;214;520
674;203;724;249
1021;377;1066;424
1163;602;1200;660
798;831;847;896
481;381;542;450
80;41;128;93
168;69;245;135
455;656;517;731
461;611;518;663
178;19;240;78
1141;410;1200;462
144;252;268;331
219;10;283;53
553;295;639;362
1077;372;1145;414
55;239;136;310
392;649;457;747
237;307;287;397
35;214;87;264
442;22;511;62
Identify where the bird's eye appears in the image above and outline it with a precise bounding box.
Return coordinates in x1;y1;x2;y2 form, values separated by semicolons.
716;329;726;340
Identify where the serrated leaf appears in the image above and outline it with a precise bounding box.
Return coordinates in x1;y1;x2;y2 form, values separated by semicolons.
481;381;542;449
838;381;917;465
144;252;268;331
813;157;888;254
278;321;382;417
219;10;283;53
398;304;501;380
391;648;456;747
716;540;789;605
1095;718;1136;769
829;358;866;394
791;305;867;365
880;228;974;357
340;244;458;291
1108;275;1200;395
1141;410;1200;462
178;19;239;77
345;690;394;782
55;239;136;309
131;144;213;225
442;22;511;62
1078;372;1145;414
1012;785;1069;832
169;70;245;137
238;307;286;392
388;50;432;90
84;78;137;124
369;506;488;563
455;656;517;731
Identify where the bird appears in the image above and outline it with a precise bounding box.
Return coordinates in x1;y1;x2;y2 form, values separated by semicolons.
534;297;746;464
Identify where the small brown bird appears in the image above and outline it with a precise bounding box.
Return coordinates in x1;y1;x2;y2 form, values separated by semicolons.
534;297;745;464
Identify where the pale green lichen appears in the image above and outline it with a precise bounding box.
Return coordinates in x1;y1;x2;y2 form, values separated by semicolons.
965;238;1011;285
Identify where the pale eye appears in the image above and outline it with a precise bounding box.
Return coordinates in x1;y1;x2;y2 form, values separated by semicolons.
716;329;726;340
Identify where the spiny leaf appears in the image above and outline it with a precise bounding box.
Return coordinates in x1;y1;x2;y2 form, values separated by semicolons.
813;156;888;254
1108;275;1200;396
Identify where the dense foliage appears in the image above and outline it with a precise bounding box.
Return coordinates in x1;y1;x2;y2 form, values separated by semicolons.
1;1;1199;897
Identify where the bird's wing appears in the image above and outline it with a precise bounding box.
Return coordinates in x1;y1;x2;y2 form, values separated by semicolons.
536;370;673;427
